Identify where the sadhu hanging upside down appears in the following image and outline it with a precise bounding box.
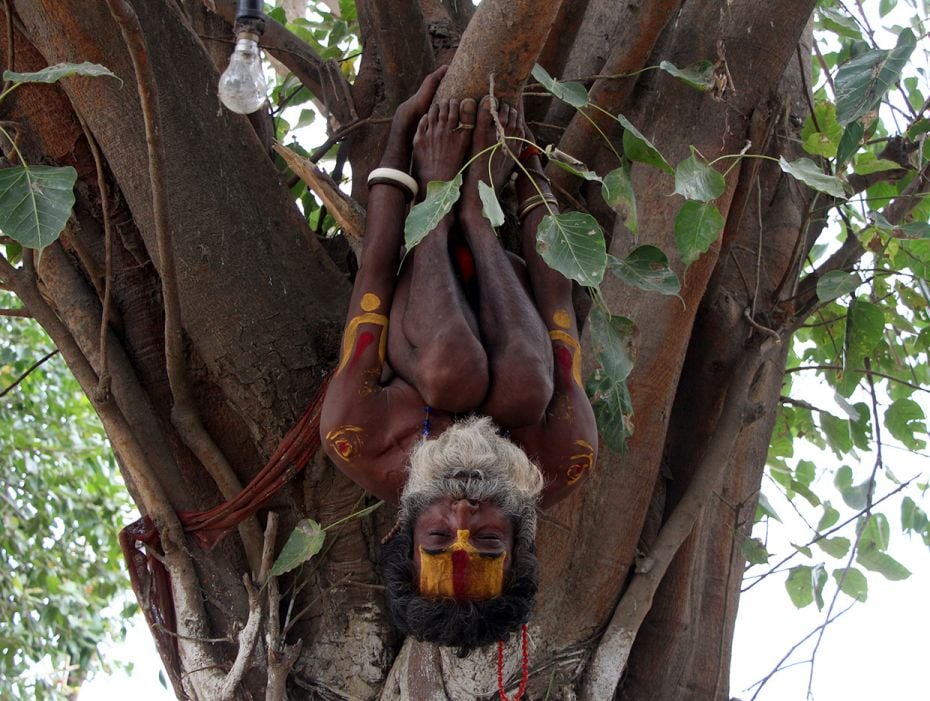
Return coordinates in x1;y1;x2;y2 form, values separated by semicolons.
320;66;598;650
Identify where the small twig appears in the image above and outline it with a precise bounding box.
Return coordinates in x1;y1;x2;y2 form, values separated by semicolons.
784;364;930;394
743;308;781;343
152;623;233;645
219;575;263;699
0;306;31;317
1;0;14;95
0;349;58;398
778;395;830;414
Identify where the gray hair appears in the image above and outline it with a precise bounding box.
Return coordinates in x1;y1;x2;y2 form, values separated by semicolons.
399;416;543;538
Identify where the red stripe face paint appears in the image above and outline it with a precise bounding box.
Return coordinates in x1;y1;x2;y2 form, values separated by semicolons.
349;330;375;371
452;549;470;601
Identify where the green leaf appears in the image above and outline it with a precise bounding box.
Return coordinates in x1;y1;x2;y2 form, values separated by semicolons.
674;200;724;266
817;502;840;531
844;298;884;366
0;165;77;249
531;63;589;108
821;413;853;456
785;565;814;608
601;165;638;233
817;8;863;40
901;496;929;534
816;270;863;302
586;369;633;453
795;459;816;486
674;148;726;202
853;154;904;175
588;306;636;382
856;545;911;581
2;61;118;85
896;222;930;239
404;174;462;250
836;121;865;167
812;563;828;610
269;519;325;577
548;157;602;182
816;536;851;558
859;513;890;551
608;246;680;297
742;537;770;566
835;28;917;125
616;114;674;174
658;59;715;91
478;181;505;228
536;212;607;287
778;157;847;199
884;398;927;450
832;566;868;602
756;492;782;523
801;101;844;158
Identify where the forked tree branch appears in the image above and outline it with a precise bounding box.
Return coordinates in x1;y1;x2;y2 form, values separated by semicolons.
580;335;781;700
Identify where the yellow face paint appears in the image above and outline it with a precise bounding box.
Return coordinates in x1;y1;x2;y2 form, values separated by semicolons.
325;425;364;462
566;439;595;484
552;309;571;329
419;529;506;601
360;292;381;312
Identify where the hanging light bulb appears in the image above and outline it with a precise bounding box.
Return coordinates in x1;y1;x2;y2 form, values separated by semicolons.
218;0;268;115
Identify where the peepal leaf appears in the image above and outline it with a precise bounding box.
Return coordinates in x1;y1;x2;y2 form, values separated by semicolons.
531;63;589;108
616;114;674;174
779;157;847;199
270;519;325;577
0;165;77;249
536;212;606;287
601;165;638;233
608;246;681;297
884;398;926;450
658;60;715;91
674;200;724;266
856;544;911;581
3;61;118;85
588;307;636;382
674;148;726;202
586;369;633;453
404;174;462;250
478;181;505;227
832;567;868;602
816;270;862;302
785;564;827;609
836;121;865;167
843;298;884;366
835;28;916;125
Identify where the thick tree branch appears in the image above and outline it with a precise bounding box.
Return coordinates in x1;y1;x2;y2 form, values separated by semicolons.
357;0;434;106
546;0;682;191
434;0;562;102
106;0;263;572
580;337;780;700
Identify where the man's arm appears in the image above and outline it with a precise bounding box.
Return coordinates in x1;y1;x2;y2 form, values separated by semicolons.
320;68;448;503
509;148;599;507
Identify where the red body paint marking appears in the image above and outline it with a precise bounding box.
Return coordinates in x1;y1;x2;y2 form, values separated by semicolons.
335;440;353;458
555;345;574;385
454;243;476;284
452;549;469;601
348;331;375;371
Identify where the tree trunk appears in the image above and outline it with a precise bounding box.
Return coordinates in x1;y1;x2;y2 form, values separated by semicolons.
1;0;827;698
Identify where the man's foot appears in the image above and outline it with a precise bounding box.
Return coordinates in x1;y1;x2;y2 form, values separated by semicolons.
462;96;522;215
411;98;478;193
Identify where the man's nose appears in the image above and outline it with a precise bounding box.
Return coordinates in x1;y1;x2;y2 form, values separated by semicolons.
450;498;479;525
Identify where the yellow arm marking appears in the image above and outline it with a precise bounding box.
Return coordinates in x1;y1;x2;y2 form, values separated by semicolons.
336;312;388;374
549;329;583;388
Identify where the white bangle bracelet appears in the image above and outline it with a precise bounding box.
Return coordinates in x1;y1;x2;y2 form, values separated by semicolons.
367;167;419;201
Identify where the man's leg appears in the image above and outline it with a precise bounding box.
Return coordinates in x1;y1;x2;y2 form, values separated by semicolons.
458;98;554;428
387;98;490;413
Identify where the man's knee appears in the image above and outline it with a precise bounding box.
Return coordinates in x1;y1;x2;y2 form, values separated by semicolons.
486;348;553;427
417;336;488;412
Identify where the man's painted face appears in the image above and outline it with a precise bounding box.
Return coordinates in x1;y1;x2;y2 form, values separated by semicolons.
412;496;514;601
